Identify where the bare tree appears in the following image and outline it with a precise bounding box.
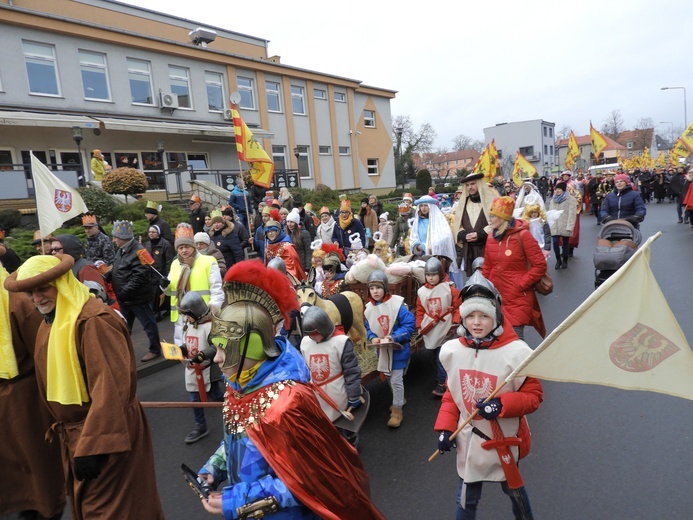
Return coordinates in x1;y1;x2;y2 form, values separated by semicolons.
470;139;485;153
601;109;625;139
632;117;655;151
392;115;437;189
557;125;573;140
452;134;485;153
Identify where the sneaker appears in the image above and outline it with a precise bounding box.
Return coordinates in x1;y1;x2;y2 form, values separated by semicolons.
140;351;161;362
184;426;209;444
431;384;447;397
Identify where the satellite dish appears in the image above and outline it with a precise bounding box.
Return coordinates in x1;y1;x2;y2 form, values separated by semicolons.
229;92;241;105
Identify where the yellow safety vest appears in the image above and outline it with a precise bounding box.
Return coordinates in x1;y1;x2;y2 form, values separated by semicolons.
167;254;217;321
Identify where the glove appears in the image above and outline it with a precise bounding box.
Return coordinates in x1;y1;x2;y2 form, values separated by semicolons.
601;216;613;224
625;216;643;227
160;278;171;288
438;430;456;453
476;398;502;420
179;345;188;358
347;398;362;410
73;454;107;481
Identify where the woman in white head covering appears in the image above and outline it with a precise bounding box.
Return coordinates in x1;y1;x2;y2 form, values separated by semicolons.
410;196;459;275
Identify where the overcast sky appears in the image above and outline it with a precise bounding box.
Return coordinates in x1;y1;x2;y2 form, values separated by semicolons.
123;0;691;148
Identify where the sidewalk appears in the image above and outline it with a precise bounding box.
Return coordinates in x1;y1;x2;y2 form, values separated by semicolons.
131;315;178;378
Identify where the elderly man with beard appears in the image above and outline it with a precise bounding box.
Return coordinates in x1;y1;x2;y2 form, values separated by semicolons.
451;173;496;277
3;255;164;520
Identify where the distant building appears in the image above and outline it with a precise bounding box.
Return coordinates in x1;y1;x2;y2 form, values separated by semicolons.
0;0;397;202
418;149;481;183
555;134;626;171
483;119;556;176
613;128;654;158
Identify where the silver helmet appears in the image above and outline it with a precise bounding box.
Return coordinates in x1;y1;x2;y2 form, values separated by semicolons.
366;270;389;293
460;270;503;332
84;280;108;303
267;257;287;275
302;306;335;339
471;256;485;272
424;257;444;278
178;291;210;322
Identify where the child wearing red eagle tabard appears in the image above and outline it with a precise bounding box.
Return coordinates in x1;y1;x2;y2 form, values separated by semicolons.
435;271;542;520
415;257;460;398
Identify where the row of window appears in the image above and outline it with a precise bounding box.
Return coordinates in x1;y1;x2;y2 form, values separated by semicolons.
19;40;377;127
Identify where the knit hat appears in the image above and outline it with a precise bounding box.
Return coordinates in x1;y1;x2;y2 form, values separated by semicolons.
319;206;331;216
210;209;224;224
287;208;301;224
81;214;98;227
194;232;210;246
561;171;573;178
174;223;195;249
489;196;515;221
379;212;389;221
222;207;234;217
361;197;370;205
144;200;160;215
555;181;568;192
112;220;134;240
459;296;499;330
148;224;161;235
615;174;630;183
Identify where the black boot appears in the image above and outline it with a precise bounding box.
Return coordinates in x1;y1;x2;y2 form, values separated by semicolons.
555;258;562;269
561;255;569;269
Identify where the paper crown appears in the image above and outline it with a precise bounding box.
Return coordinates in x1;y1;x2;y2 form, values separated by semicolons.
398;203;411;214
92;149;102;156
144;201;160;213
489;196;515;221
339;199;352;213
210;209;224;223
319;206;331;215
31;230;53;245
261;206;271;215
112;220;134;239
82;214;98;226
189;195;202;204
174;223;195;248
304;203;313;212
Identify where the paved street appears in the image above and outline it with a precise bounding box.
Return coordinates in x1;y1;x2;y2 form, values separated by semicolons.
4;201;692;519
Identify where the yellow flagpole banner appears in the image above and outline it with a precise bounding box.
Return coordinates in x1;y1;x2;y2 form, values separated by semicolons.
512;152;537;187
231;104;275;188
489;139;500;178
566;131;580;169
472;145;494;183
31;152;89;237
590;122;608;161
680;121;693;151
505;232;693;401
669;137;692;166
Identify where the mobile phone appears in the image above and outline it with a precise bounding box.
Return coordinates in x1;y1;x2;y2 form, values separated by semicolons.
180;463;211;500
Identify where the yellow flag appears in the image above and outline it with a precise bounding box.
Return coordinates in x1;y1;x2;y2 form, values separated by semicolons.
657;152;666;167
231;104;275;188
565;131;580;169
506;233;693;401
512;151;537;187
590;122;608;161
681;121;693;152
669;137;692;166
489;139;500;178
472;145;494;183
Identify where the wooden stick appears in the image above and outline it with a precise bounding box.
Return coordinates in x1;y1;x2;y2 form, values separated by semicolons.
428;380;508;462
141;401;224;409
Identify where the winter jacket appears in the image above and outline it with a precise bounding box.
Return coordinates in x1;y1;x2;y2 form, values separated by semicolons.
331;217;366;252
390;215;411;250
209;221;245;268
144;237;175;280
108;238;154;306
600;185;646;222
481;219;546;337
548;193;577;236
378;221;393;247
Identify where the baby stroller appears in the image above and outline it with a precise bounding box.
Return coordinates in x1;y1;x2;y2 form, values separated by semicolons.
593;219;642;288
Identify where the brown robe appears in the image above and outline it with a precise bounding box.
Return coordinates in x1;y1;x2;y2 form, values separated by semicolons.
0;293;65;518
33;298;164;520
458;198;489;276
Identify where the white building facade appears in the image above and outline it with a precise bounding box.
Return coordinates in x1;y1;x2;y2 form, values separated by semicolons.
483;119;556;176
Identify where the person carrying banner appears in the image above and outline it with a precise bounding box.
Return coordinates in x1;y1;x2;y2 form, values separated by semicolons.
4;255;164;520
434;271;543;520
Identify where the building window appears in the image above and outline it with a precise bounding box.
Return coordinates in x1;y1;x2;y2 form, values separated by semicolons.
291;85;305;115
627;141;633;149
165;152;209;170
334;92;346;103
79;50;110;101
367;158;379;176
23;41;60;96
519;146;534;157
127;58;153;105
364;110;375;128
550;145;554;156
205;71;224;112
339;146;350;155
319;146;331;155
272;145;286;170
237;76;255;109
295;146;311;179
543;127;547;137
549;127;553;138
544;145;548;155
314;88;326;100
169;65;191;108
266;81;281;112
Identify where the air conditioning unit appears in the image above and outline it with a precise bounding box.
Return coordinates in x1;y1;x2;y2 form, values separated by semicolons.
159;91;179;109
223;109;234;121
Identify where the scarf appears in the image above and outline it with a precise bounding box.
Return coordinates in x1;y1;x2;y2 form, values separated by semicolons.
553;191;567;204
0;265;17;379
339;213;354;230
16;256;90;405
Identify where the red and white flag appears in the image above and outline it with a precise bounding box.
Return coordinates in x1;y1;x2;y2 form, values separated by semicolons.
506;232;693;401
31;152;89;237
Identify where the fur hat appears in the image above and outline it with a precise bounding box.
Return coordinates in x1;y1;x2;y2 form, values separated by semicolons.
174;223;195;249
112;220;134;240
144;200;160;215
489;196;514;221
286;208;301;224
194;232;210;245
459;296;499;330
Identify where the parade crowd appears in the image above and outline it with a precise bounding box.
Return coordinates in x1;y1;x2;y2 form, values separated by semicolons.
2;161;692;520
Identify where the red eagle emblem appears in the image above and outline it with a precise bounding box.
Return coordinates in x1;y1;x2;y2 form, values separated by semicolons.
377;315;390;336
309;354;330;383
458;369;498;415
54;189;73;212
185;336;200;358
427;297;443;317
609;323;680;373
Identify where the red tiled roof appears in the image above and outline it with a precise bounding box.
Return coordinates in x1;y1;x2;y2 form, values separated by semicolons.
555;134;626;150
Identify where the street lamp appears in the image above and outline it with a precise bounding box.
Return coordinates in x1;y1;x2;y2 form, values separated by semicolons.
71;126;85;186
394;126;404;189
661;87;687;128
